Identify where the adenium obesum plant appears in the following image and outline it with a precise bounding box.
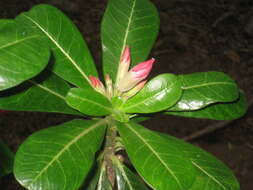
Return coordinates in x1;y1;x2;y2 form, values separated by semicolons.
0;0;248;190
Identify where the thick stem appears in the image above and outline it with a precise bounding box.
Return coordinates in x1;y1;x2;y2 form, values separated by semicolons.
104;117;117;188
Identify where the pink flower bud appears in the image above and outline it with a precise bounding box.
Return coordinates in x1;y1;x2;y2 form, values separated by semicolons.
130;58;155;79
89;76;100;87
89;75;106;94
117;58;155;92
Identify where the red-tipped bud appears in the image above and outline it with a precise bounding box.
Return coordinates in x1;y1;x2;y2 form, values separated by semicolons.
131;58;155;79
89;75;106;94
116;46;131;86
120;46;131;65
89;76;100;87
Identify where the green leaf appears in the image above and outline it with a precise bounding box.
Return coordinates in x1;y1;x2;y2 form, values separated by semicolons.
0;140;14;177
166;91;247;120
117;121;239;190
169;72;239;111
96;163;113;190
66;88;113;116
14;119;107;190
121;74;182;113
0;71;79;115
101;0;159;81
82;163;113;190
112;156;148;190
0;19;49;91
117;121;195;189
16;4;98;88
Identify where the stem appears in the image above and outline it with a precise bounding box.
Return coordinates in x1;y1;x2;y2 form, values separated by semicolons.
104;117;117;187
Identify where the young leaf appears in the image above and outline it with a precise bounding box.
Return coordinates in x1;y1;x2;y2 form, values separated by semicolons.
117;121;239;190
166;91;247;120
121;74;182;113
112;156;148;190
0;20;49;90
0;71;79;115
101;0;159;81
16;5;98;88
0;140;14;177
14;119;107;190
66;88;113;116
169;72;239;111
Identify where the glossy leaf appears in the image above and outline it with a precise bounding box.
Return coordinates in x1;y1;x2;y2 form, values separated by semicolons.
0;140;14;177
112;156;148;190
66;88;113;116
121;74;182;113
166;91;247;120
14;119;107;190
16;4;98;88
169;72;239;111
0;71;79;115
117;121;239;190
101;0;159;81
0;20;49;90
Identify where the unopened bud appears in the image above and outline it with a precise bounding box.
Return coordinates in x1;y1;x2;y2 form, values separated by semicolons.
117;58;155;92
116;46;131;86
89;75;106;94
105;74;113;98
123;80;147;99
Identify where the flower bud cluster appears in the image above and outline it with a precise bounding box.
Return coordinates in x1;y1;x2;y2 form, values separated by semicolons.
89;46;154;100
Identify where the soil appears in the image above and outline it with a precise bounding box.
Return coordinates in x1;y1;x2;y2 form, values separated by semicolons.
0;0;252;189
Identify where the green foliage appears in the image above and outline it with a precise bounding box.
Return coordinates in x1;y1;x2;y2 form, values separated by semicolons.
14;119;107;190
121;74;182;113
168;72;239;111
101;0;159;81
16;5;98;88
117;122;240;190
0;0;247;189
0;20;49;91
0;72;79;114
112;156;149;190
66;88;113;116
167;91;247;120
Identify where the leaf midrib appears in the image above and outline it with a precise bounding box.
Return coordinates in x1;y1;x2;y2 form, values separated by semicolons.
191;161;227;190
27;119;106;187
69;94;113;113
29;80;65;100
23;14;90;84
182;81;235;90
125;123;184;189
0;35;39;50
115;0;136;82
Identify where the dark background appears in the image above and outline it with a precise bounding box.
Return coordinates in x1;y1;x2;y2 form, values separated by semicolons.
0;0;252;189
